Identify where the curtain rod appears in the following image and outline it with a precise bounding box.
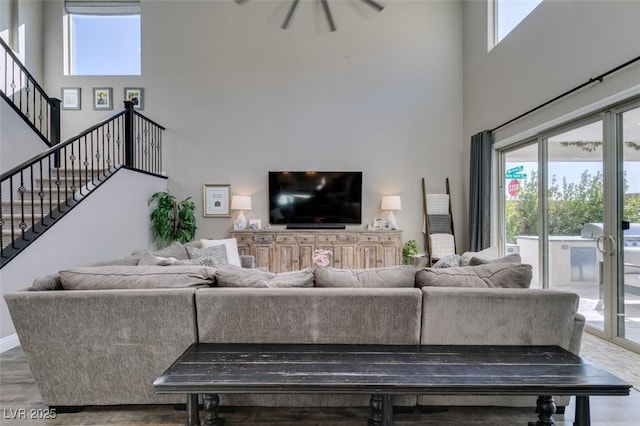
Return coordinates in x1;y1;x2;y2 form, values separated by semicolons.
490;54;640;134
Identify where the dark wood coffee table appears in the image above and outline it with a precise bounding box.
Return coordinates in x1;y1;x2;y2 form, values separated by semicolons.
153;343;631;426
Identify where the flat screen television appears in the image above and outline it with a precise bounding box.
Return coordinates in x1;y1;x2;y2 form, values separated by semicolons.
268;171;362;227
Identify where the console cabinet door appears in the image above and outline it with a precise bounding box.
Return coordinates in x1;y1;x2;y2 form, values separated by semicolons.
254;244;273;270
335;244;358;269
380;244;400;267
360;244;381;269
298;244;315;269
274;243;299;272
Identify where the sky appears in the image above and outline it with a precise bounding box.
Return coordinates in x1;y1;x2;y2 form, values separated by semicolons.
505;161;640;196
71;15;140;76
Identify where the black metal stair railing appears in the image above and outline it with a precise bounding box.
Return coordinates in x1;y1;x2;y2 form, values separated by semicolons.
0;101;166;267
0;37;60;147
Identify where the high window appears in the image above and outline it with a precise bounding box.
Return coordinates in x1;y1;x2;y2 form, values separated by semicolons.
494;0;543;45
64;0;140;76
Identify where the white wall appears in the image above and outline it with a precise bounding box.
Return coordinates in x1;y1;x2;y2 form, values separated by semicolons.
0;100;50;172
0;168;166;343
462;1;640;246
41;0;465;252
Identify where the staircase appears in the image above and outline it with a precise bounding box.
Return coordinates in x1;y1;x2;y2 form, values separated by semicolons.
1;168;107;240
1;38;166;268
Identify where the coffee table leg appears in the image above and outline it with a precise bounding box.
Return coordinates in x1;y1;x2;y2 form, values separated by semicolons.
528;395;556;426
204;394;224;426
573;396;590;426
369;394;393;426
187;394;200;426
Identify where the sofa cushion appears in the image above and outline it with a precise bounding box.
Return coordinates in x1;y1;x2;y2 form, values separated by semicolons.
201;238;241;267
181;245;229;267
468;253;521;266
58;265;216;290
314;266;416;288
415;263;532;289
215;265;314;288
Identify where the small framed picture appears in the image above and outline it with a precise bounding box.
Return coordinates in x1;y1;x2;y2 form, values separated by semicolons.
373;218;384;230
249;219;261;230
383;220;391;230
203;184;231;217
92;87;113;110
61;87;81;110
124;87;144;110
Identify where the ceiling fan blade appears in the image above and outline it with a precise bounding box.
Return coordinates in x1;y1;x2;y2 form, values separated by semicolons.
320;0;336;32
235;0;250;4
360;0;384;12
281;0;300;29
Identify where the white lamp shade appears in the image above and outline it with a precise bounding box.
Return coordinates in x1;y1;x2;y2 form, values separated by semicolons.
231;195;252;211
381;195;401;211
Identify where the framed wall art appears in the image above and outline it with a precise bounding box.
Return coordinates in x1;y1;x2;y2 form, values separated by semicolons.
92;87;113;110
203;184;231;217
61;87;81;110
124;87;144;110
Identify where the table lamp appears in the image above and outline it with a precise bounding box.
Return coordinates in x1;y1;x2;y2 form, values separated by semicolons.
381;195;401;230
231;195;252;230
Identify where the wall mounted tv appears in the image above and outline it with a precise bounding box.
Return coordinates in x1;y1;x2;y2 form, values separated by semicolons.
268;171;362;229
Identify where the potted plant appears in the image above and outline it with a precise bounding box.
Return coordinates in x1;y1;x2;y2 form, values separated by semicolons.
402;239;419;265
149;190;197;248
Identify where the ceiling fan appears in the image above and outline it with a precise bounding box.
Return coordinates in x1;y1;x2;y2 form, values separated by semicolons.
235;0;385;32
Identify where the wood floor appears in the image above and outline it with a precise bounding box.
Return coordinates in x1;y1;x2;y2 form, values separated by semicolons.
1;344;640;425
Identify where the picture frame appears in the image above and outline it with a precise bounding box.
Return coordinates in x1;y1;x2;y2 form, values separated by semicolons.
61;87;81;110
124;87;144;110
92;87;113;110
203;184;231;217
373;218;384;230
249;219;261;230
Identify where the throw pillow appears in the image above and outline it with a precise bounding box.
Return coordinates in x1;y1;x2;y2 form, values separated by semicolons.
432;254;462;268
460;246;500;266
181;245;229;267
131;242;190;261
32;273;63;291
200;238;241;267
468;253;521;266
58;265;217;290
136;251;178;266
215;265;314;288
314;265;416;288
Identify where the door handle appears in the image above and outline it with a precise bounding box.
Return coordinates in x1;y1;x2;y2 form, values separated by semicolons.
596;235;616;256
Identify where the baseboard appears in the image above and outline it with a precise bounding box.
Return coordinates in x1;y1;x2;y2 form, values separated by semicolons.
0;333;20;353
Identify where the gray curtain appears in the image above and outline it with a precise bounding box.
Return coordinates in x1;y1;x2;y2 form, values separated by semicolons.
469;130;493;251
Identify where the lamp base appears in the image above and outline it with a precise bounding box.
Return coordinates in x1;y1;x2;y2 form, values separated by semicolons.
235;211;248;230
387;211;398;230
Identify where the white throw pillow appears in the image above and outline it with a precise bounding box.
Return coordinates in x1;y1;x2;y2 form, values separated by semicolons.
200;238;241;267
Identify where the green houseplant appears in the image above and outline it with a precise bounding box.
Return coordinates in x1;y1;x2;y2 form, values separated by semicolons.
149;191;197;248
402;239;419;265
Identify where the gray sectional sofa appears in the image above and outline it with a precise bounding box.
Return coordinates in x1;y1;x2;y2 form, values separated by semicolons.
4;241;585;411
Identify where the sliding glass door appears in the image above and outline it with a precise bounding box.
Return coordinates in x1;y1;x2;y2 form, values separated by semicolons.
500;100;640;352
616;105;640;346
